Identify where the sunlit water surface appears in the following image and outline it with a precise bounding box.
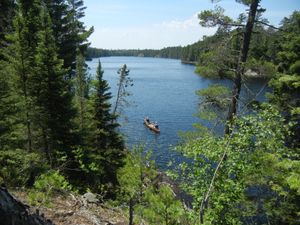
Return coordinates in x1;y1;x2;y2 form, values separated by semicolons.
87;57;269;169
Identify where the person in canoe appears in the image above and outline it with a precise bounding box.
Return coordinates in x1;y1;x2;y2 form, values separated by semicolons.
144;117;160;133
145;116;150;123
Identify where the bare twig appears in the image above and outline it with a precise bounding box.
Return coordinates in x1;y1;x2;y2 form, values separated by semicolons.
199;74;268;223
199;149;228;223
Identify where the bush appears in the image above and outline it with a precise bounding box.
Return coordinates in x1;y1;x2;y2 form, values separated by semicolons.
245;58;276;78
0;149;47;187
195;65;219;78
28;170;72;207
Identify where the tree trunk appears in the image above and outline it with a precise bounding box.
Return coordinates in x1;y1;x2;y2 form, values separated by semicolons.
20;51;32;151
112;75;123;119
0;186;54;225
224;0;260;135
200;0;260;223
129;198;134;225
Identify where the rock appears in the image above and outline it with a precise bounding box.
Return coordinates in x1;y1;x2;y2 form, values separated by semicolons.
0;186;55;225
153;172;193;208
54;210;74;217
82;192;99;204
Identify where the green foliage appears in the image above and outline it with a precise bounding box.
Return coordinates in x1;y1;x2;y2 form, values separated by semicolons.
91;60;123;150
31;5;77;162
0;61;23;149
28;170;72;207
175;105;299;224
74;51;91;142
44;0;93;77
196;84;231;109
0;149;47;187
268;11;300;147
118;146;156;201
194;84;231;132
69;60;126;193
0;0;126;202
118;147;192;225
245;58;276;78
5;0;43;152
138;185;189;225
0;0;15;60
86;47;182;60
117;146;157;223
198;6;234;28
195;30;238;79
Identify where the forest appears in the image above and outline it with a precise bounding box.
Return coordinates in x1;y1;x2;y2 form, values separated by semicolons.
88;9;295;80
0;0;299;225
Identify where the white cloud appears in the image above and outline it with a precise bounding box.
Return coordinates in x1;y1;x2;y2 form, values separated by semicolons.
159;13;200;29
89;14;217;49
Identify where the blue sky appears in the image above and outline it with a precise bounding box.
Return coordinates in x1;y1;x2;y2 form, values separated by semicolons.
82;0;300;49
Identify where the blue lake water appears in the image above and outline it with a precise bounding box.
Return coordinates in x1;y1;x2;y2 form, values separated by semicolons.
87;57;269;169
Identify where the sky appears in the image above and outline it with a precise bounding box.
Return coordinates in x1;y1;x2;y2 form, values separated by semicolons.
82;0;300;49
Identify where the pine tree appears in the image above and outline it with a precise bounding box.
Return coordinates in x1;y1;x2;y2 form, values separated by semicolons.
74;51;90;138
0;0;17;148
93;60;123;150
0;61;21;150
64;0;93;78
0;0;15;60
31;5;77;164
7;0;43;151
44;0;93;79
91;61;124;187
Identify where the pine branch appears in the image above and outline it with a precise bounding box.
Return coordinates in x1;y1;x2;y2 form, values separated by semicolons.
254;20;282;31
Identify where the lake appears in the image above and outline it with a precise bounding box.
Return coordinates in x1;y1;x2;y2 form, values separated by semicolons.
87;57;269;169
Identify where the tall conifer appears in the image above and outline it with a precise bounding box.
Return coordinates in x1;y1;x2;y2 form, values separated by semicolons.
43;0;93;80
93;61;123;150
7;0;42;151
92;61;124;186
0;0;15;60
31;5;76;164
74;51;90;139
0;62;21;149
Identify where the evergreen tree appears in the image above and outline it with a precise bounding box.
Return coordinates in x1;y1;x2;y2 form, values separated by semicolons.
31;5;76;164
0;0;15;60
74;51;90;140
64;0;93;78
42;0;68;46
0;62;21;149
92;61;124;186
44;0;93;79
92;61;123;150
7;0;43;151
0;0;16;147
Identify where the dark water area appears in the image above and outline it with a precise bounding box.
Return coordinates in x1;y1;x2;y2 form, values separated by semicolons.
87;57;270;169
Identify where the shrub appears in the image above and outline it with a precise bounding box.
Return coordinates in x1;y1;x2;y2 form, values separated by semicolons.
28;170;72;207
0;149;47;187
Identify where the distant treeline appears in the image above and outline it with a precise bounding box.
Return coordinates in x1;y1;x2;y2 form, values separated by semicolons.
87;46;183;60
88;22;286;79
87;36;225;64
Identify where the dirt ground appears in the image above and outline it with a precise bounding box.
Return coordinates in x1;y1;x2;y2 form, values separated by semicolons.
12;190;129;225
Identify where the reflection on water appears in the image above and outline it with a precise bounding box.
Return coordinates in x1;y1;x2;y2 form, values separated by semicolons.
87;57;270;169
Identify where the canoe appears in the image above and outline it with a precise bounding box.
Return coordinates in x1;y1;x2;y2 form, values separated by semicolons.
144;118;160;133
